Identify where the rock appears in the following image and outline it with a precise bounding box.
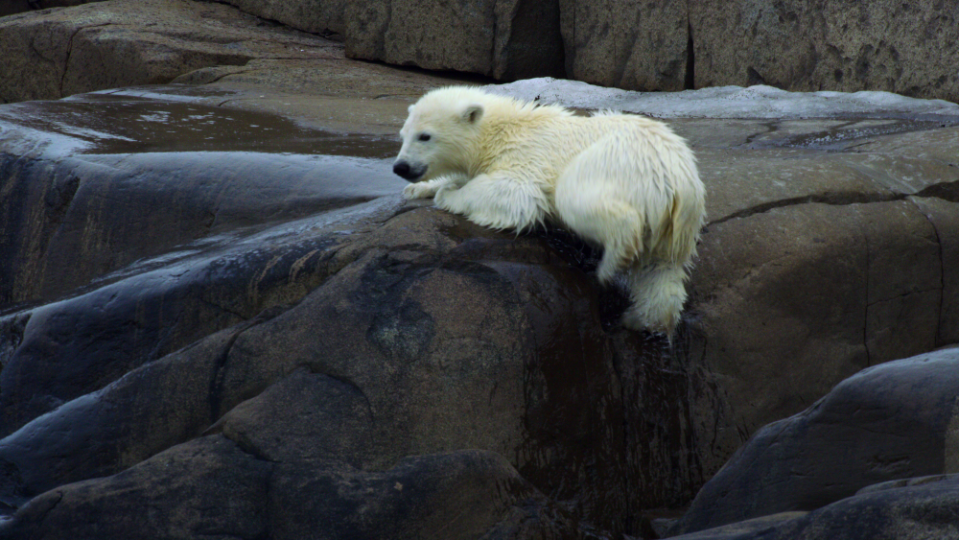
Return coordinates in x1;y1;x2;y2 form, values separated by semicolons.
3;436;273;540
559;0;690;91
209;368;376;467
0;87;722;536
2;6;959;532
0;1;31;17
688;198;943;463
662;513;808;540
683;123;959;472
0;92;402;307
0;195;715;533
3;78;959;537
2;433;576;540
689;0;959;102
217;0;347;40
671;474;959;540
344;0;565;81
0;0;340;103
540;0;958;99
0;0;94;17
670;347;959;535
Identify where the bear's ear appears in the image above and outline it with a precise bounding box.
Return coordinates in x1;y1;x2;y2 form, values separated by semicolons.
463;104;484;124
408;105;415;113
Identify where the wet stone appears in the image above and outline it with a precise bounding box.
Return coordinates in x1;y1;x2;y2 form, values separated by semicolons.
1;62;959;540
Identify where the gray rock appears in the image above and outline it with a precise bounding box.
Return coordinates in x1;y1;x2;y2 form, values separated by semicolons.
559;0;690;91
0;92;403;307
344;0;565;81
0;0;340;102
671;347;959;535
1;10;959;530
689;0;959;102
1;434;576;540
664;512;808;540
217;0;348;39
671;474;959;540
0;89;719;536
684;124;959;472
3;436;273;540
209;368;376;467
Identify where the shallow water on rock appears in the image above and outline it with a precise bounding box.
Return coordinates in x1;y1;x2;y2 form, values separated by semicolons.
0;88;409;311
0;90;400;158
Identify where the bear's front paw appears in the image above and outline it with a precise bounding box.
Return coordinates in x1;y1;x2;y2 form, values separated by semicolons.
403;182;437;200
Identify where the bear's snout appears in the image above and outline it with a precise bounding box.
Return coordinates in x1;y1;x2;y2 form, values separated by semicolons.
392;160;425;182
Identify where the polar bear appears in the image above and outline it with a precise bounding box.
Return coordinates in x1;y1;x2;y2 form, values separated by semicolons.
394;86;705;335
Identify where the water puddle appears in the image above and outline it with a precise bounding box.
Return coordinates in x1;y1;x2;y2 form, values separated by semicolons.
0;91;400;158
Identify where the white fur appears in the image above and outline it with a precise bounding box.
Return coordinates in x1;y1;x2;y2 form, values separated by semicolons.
395;86;706;335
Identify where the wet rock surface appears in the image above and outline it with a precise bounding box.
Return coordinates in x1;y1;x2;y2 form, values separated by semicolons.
0;87;722;537
670;470;959;540
0;83;956;538
669;347;959;536
1;2;959;538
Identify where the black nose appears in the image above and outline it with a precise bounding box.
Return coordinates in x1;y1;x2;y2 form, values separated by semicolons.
393;161;411;178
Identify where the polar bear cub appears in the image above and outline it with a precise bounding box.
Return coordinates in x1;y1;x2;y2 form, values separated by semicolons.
394;86;705;335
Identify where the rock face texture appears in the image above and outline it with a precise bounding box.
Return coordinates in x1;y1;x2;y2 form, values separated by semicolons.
1;1;959;538
0;0;94;17
3;0;958;101
670;347;959;536
689;0;959;101
669;475;959;540
0;89;725;537
0;0;341;103
217;0;347;39
345;0;566;81
0;83;957;538
675;118;959;473
342;0;959;100
558;0;690;91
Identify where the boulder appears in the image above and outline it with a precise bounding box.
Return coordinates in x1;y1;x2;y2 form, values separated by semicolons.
216;0;347;40
558;0;690;91
344;0;565;81
0;94;402;307
670;347;959;535
1;5;959;531
682;122;959;472
670;474;959;540
1;434;577;540
0;89;720;536
552;0;957;100
689;0;959;101
0;0;340;103
3;78;959;537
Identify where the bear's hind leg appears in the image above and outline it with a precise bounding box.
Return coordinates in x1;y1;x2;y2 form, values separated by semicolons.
593;204;644;284
556;184;644;284
622;261;689;335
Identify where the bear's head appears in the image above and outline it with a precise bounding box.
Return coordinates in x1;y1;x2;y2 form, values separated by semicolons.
393;87;486;183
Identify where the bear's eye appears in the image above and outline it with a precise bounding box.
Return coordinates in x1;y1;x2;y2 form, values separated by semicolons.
418;133;431;142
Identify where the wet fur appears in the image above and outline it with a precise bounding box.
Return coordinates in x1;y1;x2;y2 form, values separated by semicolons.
395;87;706;335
